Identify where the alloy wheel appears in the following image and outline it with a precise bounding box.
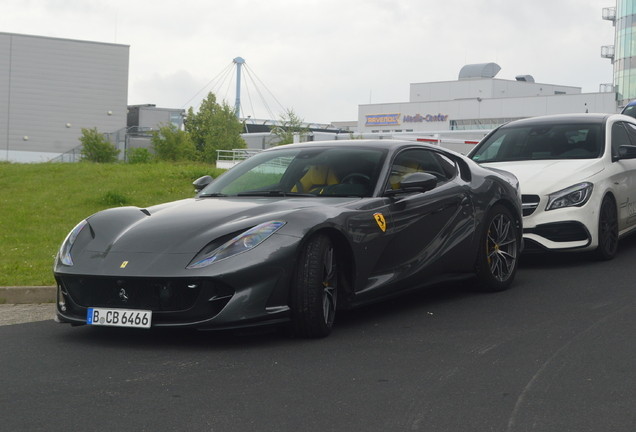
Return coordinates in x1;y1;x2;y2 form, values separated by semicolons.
486;213;518;282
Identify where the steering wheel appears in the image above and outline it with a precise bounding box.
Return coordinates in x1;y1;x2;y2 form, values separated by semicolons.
341;173;371;185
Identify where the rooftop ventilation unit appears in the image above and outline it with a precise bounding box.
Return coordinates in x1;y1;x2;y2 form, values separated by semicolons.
458;63;501;80
515;75;535;83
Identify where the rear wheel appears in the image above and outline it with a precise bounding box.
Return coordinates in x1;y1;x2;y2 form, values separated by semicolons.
475;205;519;292
595;196;618;261
290;234;338;338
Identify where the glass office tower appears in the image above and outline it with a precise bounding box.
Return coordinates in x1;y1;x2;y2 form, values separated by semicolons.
614;0;636;106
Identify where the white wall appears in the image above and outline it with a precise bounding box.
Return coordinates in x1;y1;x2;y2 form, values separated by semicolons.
359;92;618;132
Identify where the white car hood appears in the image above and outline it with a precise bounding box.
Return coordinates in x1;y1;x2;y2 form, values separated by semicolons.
481;159;604;195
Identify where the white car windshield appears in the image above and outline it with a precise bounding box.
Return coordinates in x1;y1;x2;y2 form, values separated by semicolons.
471;123;604;162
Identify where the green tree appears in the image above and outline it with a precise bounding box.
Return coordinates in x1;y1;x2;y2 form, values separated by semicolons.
269;108;310;146
79;127;120;163
184;92;246;163
150;123;197;162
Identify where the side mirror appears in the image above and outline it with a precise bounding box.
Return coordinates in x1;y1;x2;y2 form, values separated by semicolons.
618;145;636;160
385;172;438;196
193;175;213;193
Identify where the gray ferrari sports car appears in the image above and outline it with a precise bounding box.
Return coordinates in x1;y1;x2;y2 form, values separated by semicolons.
54;140;522;337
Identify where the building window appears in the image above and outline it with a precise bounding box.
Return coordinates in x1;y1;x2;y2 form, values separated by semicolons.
449;117;527;130
170;111;183;128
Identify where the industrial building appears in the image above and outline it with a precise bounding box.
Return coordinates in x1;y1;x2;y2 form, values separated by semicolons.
357;62;617;135
2;1;634;161
355;2;632;137
0;32;129;162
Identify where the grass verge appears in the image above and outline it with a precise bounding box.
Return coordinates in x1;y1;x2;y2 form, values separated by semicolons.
0;161;224;286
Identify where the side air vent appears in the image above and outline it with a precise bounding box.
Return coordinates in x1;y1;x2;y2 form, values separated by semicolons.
522;195;540;216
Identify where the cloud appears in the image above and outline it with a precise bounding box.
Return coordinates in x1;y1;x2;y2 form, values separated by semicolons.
0;0;617;123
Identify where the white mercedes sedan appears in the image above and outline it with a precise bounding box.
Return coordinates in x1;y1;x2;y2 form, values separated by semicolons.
468;113;636;260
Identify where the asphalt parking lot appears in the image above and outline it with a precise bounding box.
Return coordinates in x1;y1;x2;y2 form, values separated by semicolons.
2;239;636;431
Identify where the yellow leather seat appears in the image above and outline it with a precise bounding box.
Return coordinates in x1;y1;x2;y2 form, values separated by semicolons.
390;161;422;189
292;165;339;194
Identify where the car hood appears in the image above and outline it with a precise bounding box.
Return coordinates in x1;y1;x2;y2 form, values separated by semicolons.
480;159;604;194
84;197;355;254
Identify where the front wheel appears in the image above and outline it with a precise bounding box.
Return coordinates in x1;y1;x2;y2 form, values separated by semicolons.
595;196;618;261
475;205;520;292
290;234;338;338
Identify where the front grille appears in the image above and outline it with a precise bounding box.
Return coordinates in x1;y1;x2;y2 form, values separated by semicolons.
59;276;207;312
522;194;541;216
524;221;590;243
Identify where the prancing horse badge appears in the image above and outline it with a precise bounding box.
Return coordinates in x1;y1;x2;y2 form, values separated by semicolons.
373;213;387;232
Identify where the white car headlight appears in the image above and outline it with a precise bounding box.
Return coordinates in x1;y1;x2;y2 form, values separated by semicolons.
59;219;88;266
546;182;593;211
187;221;286;269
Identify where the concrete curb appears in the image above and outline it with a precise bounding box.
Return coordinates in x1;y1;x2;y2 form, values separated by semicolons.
0;286;56;304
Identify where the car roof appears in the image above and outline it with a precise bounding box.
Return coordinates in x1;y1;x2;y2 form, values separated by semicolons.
260;139;442;152
499;113;612;128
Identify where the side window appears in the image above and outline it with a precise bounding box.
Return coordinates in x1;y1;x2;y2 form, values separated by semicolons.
612;122;631;158
388;149;456;190
624;122;636;146
433;153;458;179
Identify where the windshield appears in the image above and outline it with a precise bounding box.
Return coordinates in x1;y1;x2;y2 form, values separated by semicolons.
199;146;387;198
471;123;604;163
622;103;636;120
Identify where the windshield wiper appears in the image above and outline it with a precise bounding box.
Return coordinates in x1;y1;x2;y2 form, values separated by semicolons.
237;190;314;197
199;192;228;197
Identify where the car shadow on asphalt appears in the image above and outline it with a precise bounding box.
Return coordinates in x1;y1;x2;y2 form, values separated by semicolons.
53;281;476;348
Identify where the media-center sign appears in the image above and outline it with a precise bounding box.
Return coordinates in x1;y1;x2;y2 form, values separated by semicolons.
365;113;449;126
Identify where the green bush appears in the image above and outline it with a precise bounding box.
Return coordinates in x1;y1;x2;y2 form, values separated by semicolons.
151;123;198;162
126;147;154;164
79;127;120;163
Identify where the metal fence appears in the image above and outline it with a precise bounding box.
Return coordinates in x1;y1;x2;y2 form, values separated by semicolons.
216;149;262;169
49;146;83;163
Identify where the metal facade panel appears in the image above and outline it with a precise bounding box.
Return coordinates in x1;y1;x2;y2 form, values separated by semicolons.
0;33;129;160
0;35;10;159
139;108;173;128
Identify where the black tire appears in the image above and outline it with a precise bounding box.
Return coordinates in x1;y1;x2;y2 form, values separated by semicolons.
475;205;519;292
290;233;338;338
595;196;618;261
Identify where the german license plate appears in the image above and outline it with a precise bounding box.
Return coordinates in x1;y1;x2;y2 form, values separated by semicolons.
87;308;152;329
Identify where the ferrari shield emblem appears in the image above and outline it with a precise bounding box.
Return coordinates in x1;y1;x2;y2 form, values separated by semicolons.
120;261;129;268
374;213;387;232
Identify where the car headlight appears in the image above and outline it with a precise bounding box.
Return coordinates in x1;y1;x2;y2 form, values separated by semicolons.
546;182;593;211
187;221;286;269
59;219;88;266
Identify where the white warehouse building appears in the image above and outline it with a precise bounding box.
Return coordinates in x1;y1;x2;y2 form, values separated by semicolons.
357;63;618;136
0;32;129;162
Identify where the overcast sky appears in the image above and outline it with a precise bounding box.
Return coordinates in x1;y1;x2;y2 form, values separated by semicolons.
2;0;617;124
